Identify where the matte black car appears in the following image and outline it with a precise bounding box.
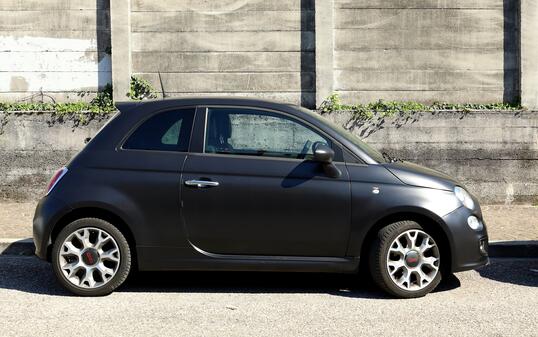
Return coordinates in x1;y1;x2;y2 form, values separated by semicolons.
33;98;489;297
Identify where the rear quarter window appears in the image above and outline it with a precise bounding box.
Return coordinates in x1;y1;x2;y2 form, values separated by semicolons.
122;108;195;152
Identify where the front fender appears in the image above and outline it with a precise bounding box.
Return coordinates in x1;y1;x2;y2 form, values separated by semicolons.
347;182;460;257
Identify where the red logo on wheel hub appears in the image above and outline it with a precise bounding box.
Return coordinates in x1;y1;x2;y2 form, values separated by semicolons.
85;251;94;265
405;251;420;267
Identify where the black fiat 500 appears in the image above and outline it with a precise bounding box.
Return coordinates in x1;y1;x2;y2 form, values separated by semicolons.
33;98;488;297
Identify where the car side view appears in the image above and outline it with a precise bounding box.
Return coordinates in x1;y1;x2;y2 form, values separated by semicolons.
33;98;489;298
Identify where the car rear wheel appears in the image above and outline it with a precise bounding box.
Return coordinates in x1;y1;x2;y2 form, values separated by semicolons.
52;218;131;296
369;221;442;298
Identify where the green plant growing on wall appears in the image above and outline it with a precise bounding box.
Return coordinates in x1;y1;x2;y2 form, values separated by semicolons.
0;84;116;128
319;93;522;122
128;76;158;100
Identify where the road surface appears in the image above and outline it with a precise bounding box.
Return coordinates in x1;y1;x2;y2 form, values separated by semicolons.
0;256;536;336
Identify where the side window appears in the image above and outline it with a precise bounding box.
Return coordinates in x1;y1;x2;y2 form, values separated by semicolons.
123;108;195;152
204;108;330;159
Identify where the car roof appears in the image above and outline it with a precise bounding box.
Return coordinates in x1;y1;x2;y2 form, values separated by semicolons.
115;97;299;113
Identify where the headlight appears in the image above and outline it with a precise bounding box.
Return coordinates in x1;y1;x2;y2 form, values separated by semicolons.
454;186;475;209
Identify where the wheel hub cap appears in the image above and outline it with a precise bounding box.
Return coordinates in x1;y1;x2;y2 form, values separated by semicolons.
404;250;420;268
82;248;99;266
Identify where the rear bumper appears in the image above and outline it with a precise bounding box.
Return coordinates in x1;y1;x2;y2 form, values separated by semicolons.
32;196;71;260
443;206;489;273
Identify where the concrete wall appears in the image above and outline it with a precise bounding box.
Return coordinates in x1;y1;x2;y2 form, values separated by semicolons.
1;0;537;108
333;0;519;104
1;111;536;204
0;0;112;102
130;0;316;107
0;113;104;200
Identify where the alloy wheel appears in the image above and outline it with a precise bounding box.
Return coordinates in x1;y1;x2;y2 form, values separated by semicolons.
386;229;440;291
58;227;121;289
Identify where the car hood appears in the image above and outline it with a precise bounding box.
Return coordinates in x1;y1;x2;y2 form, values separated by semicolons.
383;161;460;191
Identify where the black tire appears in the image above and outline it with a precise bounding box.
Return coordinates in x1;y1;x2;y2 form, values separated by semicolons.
369;221;442;298
52;218;131;296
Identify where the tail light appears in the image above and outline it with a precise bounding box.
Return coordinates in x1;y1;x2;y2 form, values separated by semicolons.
46;167;68;196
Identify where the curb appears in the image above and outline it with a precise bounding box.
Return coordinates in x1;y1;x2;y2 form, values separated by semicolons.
0;239;35;256
0;239;537;258
488;240;538;259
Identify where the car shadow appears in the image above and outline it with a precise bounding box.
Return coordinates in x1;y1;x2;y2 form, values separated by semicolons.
478;258;538;287
122;269;461;299
0;256;460;298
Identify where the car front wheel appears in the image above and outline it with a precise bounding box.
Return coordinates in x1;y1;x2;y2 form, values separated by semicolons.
369;221;442;298
52;218;131;296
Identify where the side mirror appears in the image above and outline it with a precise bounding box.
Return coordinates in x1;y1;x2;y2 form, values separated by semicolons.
313;144;341;178
313;144;334;164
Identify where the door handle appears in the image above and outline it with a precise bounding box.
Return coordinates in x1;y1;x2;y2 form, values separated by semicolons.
184;180;220;188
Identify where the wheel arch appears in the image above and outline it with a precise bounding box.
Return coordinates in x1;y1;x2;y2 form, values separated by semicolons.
47;207;137;266
358;210;453;274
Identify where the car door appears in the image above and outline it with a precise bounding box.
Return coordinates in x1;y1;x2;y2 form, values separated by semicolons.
180;106;351;257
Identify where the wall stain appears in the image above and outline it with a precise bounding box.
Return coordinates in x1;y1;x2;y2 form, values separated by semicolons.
9;76;28;92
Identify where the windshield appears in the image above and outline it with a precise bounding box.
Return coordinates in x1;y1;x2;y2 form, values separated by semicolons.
297;107;387;163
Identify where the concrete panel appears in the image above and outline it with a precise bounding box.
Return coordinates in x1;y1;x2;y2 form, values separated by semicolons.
0;31;110;52
521;0;538;109
136;72;315;92
132;52;313;73
0;92;99;102
315;0;335;108
335;90;508;104
335;29;505;50
335;50;512;71
335;70;510;91
158;92;307;105
132;11;313;32
0;0;109;10
0;72;111;92
110;0;132;103
133;31;313;52
335;0;503;9
132;0;313;12
0;52;110;72
366;125;537;146
0;10;110;31
336;9;508;31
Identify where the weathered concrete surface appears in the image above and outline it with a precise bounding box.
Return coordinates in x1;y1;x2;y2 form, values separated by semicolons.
328;110;538;204
0;1;111;101
131;0;315;11
521;0;538;109
0;0;530;107
111;0;132;101
0;110;537;204
132;52;315;73
315;0;335;107
131;0;315;107
334;0;518;105
0;112;105;200
335;0;504;8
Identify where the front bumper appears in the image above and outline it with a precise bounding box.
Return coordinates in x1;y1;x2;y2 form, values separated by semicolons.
442;206;489;272
32;196;71;260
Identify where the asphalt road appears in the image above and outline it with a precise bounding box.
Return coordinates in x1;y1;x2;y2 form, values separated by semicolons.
0;257;536;337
